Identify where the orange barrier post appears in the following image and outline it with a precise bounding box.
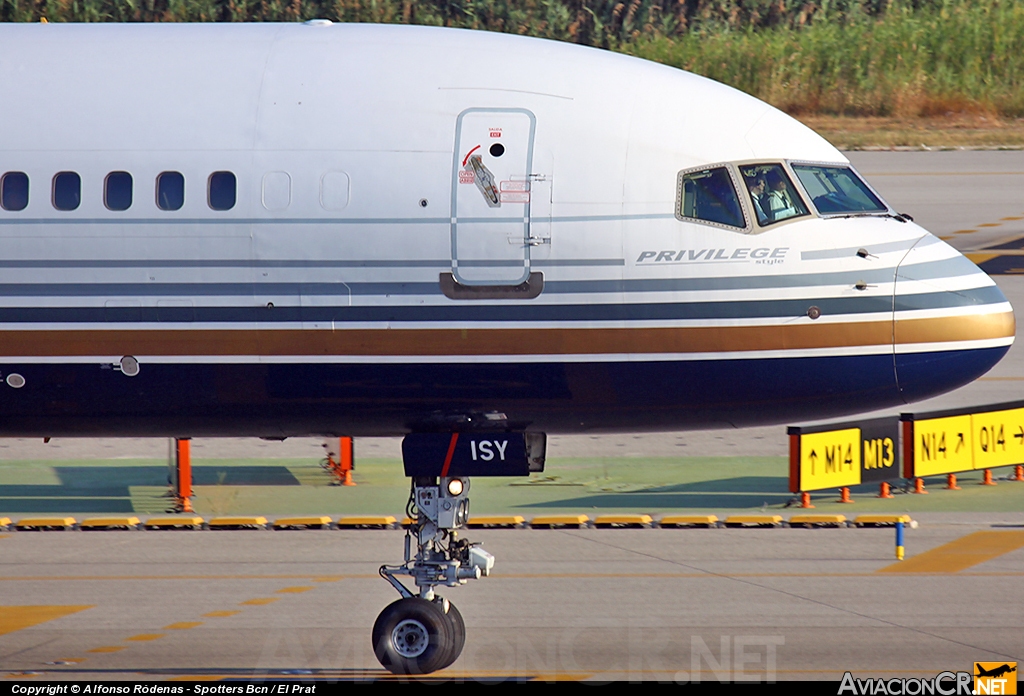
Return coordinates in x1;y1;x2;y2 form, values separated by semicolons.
800;492;814;508
982;469;996;486
878;482;894;499
946;473;960;490
913;477;928;494
176;438;193;513
1014;465;1024;482
340;436;355;486
837;486;853;504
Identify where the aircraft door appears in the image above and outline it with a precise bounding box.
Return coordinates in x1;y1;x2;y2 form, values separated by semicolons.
451;108;536;285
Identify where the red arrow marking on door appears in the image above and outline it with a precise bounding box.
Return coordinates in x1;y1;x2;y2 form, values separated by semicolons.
462;145;481;167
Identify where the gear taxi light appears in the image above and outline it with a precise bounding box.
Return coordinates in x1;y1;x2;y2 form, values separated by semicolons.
447;478;465;496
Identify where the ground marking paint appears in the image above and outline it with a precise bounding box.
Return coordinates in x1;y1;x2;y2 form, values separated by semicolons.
0;605;92;636
877;530;1024;573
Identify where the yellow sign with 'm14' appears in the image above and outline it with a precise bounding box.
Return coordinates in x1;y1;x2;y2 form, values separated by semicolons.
799;428;861;489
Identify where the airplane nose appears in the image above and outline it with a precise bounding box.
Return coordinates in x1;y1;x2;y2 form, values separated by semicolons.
893;236;1015;403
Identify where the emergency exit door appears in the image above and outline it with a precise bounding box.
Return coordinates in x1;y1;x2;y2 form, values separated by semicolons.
451;108;536;285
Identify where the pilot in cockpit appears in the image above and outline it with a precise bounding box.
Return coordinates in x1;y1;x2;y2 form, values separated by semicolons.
765;169;797;221
744;172;768;225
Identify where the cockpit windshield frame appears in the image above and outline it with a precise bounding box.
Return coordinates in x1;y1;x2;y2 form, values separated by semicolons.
788;161;893;219
676;160;894;233
675;163;751;233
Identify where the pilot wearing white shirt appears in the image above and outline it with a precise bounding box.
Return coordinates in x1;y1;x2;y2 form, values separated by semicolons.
766;169;796;221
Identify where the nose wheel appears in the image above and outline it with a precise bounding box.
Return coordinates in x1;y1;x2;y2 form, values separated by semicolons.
372;597;465;674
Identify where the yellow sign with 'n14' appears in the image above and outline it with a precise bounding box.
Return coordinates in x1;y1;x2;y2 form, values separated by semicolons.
972;407;1024;470
913;414;972;476
799;428;861;490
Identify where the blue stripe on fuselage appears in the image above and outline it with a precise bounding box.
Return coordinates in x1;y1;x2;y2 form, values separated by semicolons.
0;346;1005;436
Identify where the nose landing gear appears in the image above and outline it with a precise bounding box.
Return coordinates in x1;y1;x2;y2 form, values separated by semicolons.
372;432;545;674
375;475;490;673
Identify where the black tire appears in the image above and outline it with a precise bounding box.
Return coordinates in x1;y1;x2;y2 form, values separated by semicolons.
372;597;454;675
436;600;466;670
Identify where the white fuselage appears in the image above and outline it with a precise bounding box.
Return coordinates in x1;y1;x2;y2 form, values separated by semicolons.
0;22;1012;437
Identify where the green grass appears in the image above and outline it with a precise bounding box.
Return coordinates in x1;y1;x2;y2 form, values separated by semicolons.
4;1;1024;118
624;1;1024;117
2;455;1021;517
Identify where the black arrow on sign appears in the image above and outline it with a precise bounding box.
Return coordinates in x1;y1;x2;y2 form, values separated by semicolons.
1016;426;1023;444
955;433;965;453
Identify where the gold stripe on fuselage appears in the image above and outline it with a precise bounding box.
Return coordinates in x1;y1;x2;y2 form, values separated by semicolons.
0;311;1011;358
895;310;1015;345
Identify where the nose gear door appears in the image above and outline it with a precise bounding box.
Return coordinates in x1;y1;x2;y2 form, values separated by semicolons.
451;108;536;285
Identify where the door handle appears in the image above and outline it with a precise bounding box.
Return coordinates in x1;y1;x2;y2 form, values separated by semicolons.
507;236;550;246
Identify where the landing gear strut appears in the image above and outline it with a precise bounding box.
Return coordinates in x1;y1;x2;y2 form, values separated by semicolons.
375;475;487;673
373;432;545;674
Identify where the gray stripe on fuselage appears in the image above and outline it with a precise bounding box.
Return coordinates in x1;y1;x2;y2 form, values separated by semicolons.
0;286;1004;324
0;254;984;297
0;258;626;269
0;217;450;226
0;213;676;226
553;255;981;294
801;234;940;260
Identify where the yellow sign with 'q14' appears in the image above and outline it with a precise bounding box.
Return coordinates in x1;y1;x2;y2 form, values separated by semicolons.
972;407;1024;470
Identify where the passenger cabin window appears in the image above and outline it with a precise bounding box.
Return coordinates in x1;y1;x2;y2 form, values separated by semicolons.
792;165;887;215
208;171;236;211
739;164;809;226
157;172;184;211
1;172;29;211
678;167;745;229
52;172;81;211
104;171;133;211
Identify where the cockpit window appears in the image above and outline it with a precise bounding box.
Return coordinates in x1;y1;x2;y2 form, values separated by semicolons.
792;164;886;215
739;164;809;226
678;167;746;229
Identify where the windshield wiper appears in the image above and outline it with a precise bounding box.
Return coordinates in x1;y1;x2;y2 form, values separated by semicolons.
833;211;913;223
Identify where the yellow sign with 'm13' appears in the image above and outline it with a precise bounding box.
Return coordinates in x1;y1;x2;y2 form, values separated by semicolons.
913;414;972;476
799;428;861;490
972;407;1024;470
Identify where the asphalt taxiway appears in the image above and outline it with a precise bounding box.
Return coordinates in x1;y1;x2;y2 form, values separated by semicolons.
2;516;1023;681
